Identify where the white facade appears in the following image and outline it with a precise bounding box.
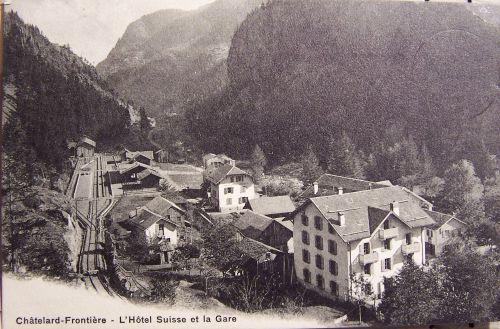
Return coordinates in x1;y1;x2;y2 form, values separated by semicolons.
210;174;256;212
293;203;426;304
144;220;178;246
424;218;466;257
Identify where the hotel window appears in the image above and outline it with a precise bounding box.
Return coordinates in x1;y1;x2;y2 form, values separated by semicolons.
301;215;309;227
363;242;370;255
328;240;337;255
405;233;412;245
383;220;390;230
315;235;323;250
302;249;310;264
302;231;310;245
329;260;338;276
328;224;334;234
316;274;325;290
224;187;234;194
239;197;249;204
406;253;413;263
315;254;324;270
314;216;323;230
384;258;392;270
330;281;338;296
235;175;243;182
240;186;246;193
384;239;391;250
364;264;371;275
226;198;232;205
303;269;311;283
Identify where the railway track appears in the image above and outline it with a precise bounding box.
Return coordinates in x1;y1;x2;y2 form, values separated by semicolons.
73;153;116;296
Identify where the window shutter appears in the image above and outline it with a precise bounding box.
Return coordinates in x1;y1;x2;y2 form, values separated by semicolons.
359;244;363;254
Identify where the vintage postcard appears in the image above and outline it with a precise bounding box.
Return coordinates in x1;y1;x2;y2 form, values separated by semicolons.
1;0;499;328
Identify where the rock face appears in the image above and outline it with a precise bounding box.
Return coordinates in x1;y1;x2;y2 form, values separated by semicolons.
96;0;261;117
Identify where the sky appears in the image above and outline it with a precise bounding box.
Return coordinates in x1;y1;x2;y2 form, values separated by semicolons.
9;0;215;65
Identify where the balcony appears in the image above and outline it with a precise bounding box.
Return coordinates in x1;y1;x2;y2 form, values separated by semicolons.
379;227;398;240
401;242;421;255
359;252;379;265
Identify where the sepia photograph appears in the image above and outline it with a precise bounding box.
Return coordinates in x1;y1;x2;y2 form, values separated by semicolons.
1;0;500;328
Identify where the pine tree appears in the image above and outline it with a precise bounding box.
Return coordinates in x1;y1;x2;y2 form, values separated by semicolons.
326;132;365;179
139;107;150;131
250;145;267;183
301;145;323;186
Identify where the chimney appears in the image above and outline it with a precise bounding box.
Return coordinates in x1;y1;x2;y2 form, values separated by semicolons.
338;187;343;195
338;212;345;226
390;202;399;216
313;182;319;195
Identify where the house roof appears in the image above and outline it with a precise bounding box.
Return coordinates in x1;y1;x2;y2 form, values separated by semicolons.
367;207;391;234
205;164;250;184
299;174;390;199
202;153;217;161
203;153;232;161
124;150;154;160
237;237;282;260
136;169;164;181
309;186;435;242
247;195;296;216
119;162;151;175
232;211;274;240
424;209;466;230
129;208;164;230
78;136;96;148
145;196;185;220
133;153;153;161
275;217;293;231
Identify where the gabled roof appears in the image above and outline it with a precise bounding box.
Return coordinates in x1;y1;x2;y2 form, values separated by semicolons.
424;209;467;230
205;164;250;184
367;207;391;234
119;161;151;175
133;153;153;161
309;186;435;242
145;196;185;218
232;211;274;240
299;174;390;199
203;153;232;161
136;169;164;181
78;136;96;148
247;195;296;216
275;217;293;231
237;237;282;260
124;150;154;160
129;208;178;230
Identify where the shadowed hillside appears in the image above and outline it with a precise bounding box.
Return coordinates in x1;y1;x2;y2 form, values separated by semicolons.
186;0;500;173
97;0;261;117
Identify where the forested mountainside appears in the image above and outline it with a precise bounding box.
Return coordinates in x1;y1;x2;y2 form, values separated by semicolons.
186;0;500;176
3;12;131;170
96;0;261;117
